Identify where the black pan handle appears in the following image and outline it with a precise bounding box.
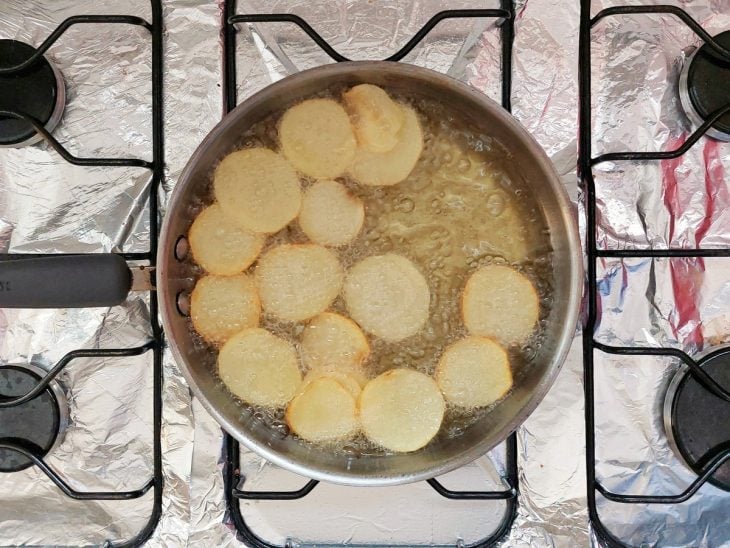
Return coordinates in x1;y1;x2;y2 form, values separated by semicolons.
0;254;132;308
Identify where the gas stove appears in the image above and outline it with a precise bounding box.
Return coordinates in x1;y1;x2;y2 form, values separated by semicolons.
0;1;728;547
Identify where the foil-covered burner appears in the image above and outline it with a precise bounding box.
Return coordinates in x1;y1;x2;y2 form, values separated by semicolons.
0;364;68;473
663;350;730;492
0;39;65;148
679;31;730;142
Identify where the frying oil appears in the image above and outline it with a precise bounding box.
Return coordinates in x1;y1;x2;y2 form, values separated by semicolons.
190;91;554;455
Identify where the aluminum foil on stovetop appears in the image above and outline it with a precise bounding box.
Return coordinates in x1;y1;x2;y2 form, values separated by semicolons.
586;1;730;545
0;0;163;545
1;0;727;547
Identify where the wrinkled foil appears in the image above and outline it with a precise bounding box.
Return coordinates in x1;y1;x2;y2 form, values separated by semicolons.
1;0;727;547
587;1;730;546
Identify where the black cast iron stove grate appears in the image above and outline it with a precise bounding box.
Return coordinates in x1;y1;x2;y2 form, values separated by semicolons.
0;2;164;546
221;1;520;547
578;2;730;547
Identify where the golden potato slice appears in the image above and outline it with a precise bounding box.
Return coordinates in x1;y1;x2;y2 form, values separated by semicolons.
213;147;301;234
436;337;513;408
349;105;423;186
218;328;302;407
343;84;405;153
461;265;539;345
344;254;430;342
190;274;260;345
301;312;370;371
359;368;445;452
255;244;344;322
188;203;266;275
302;366;366;400
286;377;358;442
298;180;364;247
279;98;357;178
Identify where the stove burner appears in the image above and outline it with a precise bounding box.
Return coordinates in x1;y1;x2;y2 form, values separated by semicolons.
0;39;65;147
0;365;67;473
664;350;730;492
679;31;730;142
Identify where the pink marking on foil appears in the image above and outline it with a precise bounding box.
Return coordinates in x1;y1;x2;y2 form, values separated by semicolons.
697;139;729;245
660;134;685;243
669;259;704;346
660;133;704;347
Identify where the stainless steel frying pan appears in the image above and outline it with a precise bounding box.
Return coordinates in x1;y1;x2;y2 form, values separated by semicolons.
0;62;582;486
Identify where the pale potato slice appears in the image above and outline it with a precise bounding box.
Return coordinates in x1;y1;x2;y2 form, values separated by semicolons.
302;366;366;400
286;377;358;442
359;368;445;452
190;274;260;344
301;312;370;371
213;147;301;234
298;180;364;247
279;98;357;178
188;203;266;275
436;336;513;408
349;105;423;186
461;265;539;345
343;84;405;153
218;328;302;407
255;244;343;322
344;254;430;342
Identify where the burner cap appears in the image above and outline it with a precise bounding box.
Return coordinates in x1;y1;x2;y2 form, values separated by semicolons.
664;350;730;492
0;39;65;147
0;365;67;473
679;31;730;142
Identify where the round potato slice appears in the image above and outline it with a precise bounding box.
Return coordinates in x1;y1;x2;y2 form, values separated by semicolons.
190;274;260;344
344;254;430;342
218;328;302;407
286;377;358;442
359;368;445;452
279;98;357;178
188;203;266;275
255;244;344;322
302;366;366;400
349;105;423;186
298;180;365;247
461;265;539;345
343;84;405;153
213;147;301;234
436;337;513;408
301;312;370;371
